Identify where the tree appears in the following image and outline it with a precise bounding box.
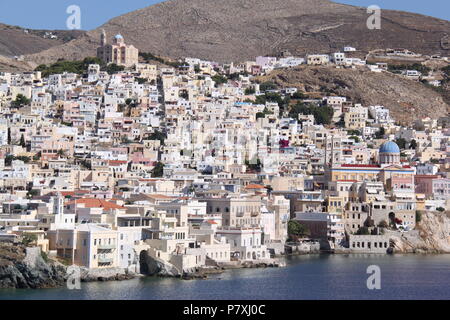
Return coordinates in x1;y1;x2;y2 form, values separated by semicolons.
12;94;31;108
136;77;147;84
364;218;375;228
19;134;26;148
57;149;66;158
415;211;422;223
147;130;167;145
212;75;228;87
244;87;255;95
35;57;104;77
27;190;39;199
256;107;274;119
291;91;306;100
289;103;334;125
259;81;277;92
347;129;361;136
22;233;38;247
356;226;370;235
33;151;41;161
288;220;311;239
395;138;407;149
375;127;385;139
151;162;164;178
105;63;125;75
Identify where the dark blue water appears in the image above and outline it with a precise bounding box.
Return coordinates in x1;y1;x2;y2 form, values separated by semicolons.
1;254;449;300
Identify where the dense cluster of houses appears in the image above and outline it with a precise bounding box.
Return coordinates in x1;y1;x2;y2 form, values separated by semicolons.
0;35;448;273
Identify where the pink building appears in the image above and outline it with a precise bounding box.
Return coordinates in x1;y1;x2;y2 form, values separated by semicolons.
415;175;450;200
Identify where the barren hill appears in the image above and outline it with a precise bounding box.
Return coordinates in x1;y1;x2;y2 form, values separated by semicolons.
0;23;85;58
25;0;450;65
257;65;450;124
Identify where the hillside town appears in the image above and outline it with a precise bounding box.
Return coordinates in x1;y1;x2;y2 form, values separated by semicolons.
0;32;449;276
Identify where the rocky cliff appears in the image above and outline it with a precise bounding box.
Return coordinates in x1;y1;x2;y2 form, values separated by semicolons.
390;211;450;254
139;250;181;277
0;245;66;289
0;244;138;289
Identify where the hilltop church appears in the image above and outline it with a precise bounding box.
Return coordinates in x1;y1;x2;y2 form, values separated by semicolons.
96;30;139;67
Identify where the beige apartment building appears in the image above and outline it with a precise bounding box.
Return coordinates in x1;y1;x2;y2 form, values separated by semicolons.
201;197;262;228
48;224;118;269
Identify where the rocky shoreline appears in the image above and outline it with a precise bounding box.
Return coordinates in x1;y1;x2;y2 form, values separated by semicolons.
0;244;140;289
0;245;66;289
1;211;448;289
0;243;287;289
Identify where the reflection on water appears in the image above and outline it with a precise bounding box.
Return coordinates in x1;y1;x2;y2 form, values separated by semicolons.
1;254;450;300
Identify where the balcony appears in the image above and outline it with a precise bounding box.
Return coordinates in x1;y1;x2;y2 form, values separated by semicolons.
98;256;113;264
97;244;116;250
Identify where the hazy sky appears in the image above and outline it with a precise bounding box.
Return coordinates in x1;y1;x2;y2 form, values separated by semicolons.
0;0;448;30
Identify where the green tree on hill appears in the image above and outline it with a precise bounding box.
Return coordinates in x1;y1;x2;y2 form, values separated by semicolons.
375;127;385;139
151;162;165;178
12;94;31;107
259;81;277;92
35;57;105;77
289;103;334;125
212;75;228;87
147;130;167;145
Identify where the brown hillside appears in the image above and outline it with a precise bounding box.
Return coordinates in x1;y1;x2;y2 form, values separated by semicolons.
257;65;450;124
25;0;450;65
0;23;85;57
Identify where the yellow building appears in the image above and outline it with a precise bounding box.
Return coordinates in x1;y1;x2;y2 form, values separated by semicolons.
48;224;118;269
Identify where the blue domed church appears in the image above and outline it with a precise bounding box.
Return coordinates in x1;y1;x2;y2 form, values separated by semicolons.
379;141;400;166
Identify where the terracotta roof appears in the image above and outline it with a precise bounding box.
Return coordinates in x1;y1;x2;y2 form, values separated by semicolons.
108;160;128;165
68;198;124;210
60;190;90;197
147;194;173;199
245;184;265;189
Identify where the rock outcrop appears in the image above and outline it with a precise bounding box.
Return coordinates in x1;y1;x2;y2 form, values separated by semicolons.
0;245;66;289
79;267;136;282
0;244;139;289
390;211;450;253
139;250;181;277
